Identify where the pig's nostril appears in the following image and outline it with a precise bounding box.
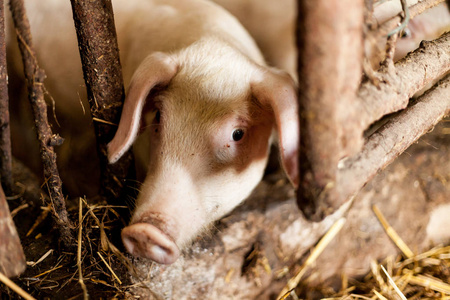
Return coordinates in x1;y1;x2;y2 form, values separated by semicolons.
121;223;180;264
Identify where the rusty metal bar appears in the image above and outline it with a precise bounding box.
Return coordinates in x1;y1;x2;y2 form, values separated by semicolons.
9;0;73;247
0;0;13;195
70;0;135;203
296;0;365;221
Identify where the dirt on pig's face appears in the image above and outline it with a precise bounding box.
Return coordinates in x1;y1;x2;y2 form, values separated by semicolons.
124;63;274;264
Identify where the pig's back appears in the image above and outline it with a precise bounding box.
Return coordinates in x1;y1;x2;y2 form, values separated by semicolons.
112;0;264;87
7;0;265;196
8;0;263;107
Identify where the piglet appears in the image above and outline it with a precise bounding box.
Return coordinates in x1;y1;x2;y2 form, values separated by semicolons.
106;0;299;264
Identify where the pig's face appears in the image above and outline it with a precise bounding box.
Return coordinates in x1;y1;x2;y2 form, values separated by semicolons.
128;90;273;263
108;48;298;264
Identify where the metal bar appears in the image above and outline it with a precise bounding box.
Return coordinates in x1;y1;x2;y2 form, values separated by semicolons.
0;0;13;195
70;0;135;203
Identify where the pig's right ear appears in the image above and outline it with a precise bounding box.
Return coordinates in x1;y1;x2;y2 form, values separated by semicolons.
107;52;178;164
251;68;299;187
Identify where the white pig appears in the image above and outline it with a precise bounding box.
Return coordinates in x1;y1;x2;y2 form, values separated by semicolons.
8;0;299;264
210;0;297;80
109;0;300;264
110;0;449;264
211;0;450;78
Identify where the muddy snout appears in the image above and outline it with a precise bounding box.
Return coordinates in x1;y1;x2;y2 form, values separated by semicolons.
121;220;180;264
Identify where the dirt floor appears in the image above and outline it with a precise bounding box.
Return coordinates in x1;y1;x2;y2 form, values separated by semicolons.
0;117;449;299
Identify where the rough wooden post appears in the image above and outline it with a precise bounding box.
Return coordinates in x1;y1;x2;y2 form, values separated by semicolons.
70;0;135;203
9;0;74;247
0;0;13;195
296;0;364;221
0;184;26;278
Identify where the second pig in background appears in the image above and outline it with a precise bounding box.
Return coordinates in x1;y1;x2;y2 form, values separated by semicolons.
212;0;450;77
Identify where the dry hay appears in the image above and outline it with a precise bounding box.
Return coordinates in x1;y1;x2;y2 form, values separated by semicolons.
0;197;138;299
1;183;449;299
1;198;449;299
279;205;450;300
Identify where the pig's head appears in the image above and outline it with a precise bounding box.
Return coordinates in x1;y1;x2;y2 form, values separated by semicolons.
107;46;298;264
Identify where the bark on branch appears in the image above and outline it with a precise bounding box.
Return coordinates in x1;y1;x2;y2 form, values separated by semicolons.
378;0;446;37
70;0;134;203
298;24;449;221
0;0;13;195
338;74;450;204
358;31;450;131
9;0;73;247
296;0;365;221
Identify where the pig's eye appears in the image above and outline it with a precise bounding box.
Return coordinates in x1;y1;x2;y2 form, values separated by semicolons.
154;110;161;124
401;28;411;38
232;128;245;141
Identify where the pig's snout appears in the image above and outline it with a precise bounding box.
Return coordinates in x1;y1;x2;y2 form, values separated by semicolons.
121;223;180;264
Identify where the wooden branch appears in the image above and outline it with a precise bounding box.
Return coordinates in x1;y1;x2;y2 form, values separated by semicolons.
378;0;445;36
70;0;134;203
0;183;26;278
298;32;450;221
0;0;13;195
296;0;365;220
365;0;446;72
358;31;450;131
337;74;450;204
9;0;73;247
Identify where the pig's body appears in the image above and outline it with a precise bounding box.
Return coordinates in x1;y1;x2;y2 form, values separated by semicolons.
9;0;299;264
210;0;297;79
211;0;450;78
8;0;94;196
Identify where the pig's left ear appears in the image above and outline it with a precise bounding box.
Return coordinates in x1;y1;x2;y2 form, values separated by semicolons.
107;52;178;164
251;68;299;187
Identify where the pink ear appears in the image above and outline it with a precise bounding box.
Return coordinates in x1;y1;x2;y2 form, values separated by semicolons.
251;68;299;187
107;52;178;164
